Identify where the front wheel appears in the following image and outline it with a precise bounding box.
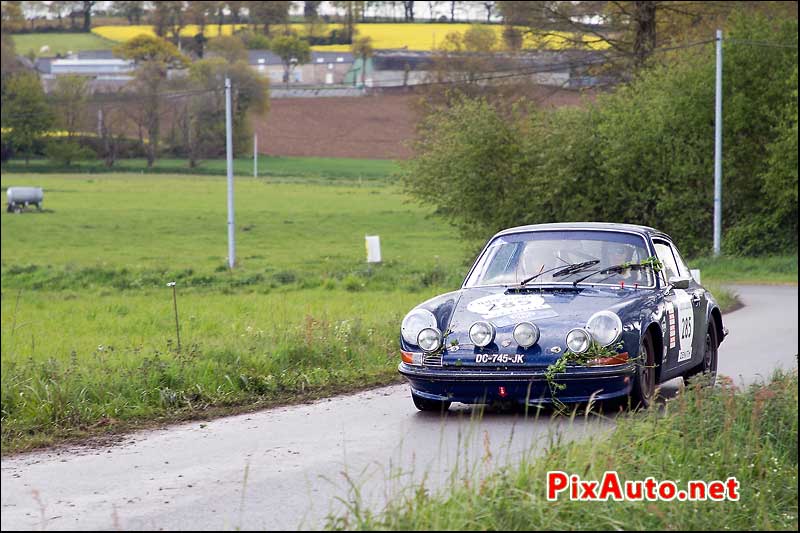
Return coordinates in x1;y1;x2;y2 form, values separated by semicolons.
629;331;656;409
411;392;451;412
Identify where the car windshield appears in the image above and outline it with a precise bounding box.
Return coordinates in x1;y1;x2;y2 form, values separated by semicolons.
464;230;655;288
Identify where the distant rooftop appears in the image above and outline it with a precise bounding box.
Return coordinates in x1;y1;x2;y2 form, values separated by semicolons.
247;50;354;66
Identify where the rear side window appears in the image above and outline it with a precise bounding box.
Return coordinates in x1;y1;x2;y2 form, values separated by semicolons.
671;245;692;278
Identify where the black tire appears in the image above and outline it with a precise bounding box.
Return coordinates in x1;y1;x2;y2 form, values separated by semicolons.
629;331;656;409
411;392;451;412
683;318;719;386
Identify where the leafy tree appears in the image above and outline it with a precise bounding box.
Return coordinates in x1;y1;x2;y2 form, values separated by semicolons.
113;1;145;25
270;34;311;86
1;31;21;91
498;1;798;73
462;24;497;52
351;35;374;87
304;0;322;19
1;1;25;32
402;0;414;21
48;1;73;28
152;1;187;45
1;72;53;164
422;25;500;102
448;0;461;22
50;75;89;138
45;140;94;166
186;56;269;165
332;1;365;42
114;34;187;65
186;0;216;57
206;35;248;63
115;35;187;167
250;1;290;36
238;30;271;50
81;0;96;32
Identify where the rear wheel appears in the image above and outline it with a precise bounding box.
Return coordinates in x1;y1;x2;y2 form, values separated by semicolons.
411;392;451;412
630;331;656;409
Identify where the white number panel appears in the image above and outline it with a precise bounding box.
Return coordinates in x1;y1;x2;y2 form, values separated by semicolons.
673;289;695;362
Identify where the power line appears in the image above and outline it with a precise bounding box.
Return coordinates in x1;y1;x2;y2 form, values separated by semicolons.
725;38;798;49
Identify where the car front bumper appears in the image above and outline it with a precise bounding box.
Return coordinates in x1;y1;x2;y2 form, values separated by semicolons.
398;362;637;405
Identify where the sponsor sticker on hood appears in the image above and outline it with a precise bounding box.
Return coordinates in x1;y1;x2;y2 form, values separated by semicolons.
466;293;559;326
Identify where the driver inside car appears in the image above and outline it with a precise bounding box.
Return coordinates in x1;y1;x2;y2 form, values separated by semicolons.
606;243;647;284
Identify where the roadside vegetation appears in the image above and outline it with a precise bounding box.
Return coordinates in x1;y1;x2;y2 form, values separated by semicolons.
690;255;798;286
404;14;798;258
328;371;799;530
0;172;464;453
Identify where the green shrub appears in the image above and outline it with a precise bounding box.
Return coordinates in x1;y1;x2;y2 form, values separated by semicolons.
403;14;798;257
44;140;95;166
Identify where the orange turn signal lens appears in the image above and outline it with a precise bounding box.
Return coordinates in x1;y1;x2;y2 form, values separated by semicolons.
401;350;415;364
589;352;629;366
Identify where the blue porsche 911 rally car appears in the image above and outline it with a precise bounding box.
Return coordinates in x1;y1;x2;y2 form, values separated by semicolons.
399;223;727;411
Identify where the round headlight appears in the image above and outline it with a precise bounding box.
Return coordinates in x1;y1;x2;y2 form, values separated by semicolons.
469;321;495;347
401;309;437;345
586;311;623;347
566;328;591;354
417;328;442;353
513;322;540;348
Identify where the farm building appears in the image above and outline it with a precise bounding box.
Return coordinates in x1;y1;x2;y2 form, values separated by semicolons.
364;49;610;89
246;50;355;86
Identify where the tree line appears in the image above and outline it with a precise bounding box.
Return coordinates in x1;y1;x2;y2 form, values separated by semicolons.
403;13;798;257
0;32;269;168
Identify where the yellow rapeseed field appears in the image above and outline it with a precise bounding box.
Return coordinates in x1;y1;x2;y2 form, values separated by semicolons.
92;23;608;52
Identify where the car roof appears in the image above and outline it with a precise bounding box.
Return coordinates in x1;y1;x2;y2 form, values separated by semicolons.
493;222;670;240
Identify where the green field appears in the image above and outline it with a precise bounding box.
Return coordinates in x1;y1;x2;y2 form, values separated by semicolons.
2;156;401;180
0;172;466;452
11;32;116;57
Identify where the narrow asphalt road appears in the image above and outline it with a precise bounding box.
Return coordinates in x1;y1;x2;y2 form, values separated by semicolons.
1;285;797;531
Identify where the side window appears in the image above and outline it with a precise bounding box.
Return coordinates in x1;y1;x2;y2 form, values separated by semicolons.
653;241;680;282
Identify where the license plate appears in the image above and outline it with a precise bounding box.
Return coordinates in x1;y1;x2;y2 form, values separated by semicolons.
474;354;524;364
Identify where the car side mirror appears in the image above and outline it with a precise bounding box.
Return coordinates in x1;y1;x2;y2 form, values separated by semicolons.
669;275;692;289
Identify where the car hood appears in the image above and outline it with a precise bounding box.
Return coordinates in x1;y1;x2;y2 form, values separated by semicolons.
439;285;657;368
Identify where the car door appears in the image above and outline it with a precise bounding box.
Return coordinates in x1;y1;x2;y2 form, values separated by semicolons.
652;239;700;375
670;243;709;364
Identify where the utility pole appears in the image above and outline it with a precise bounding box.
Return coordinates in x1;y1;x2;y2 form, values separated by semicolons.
225;77;236;269
713;29;723;256
254;133;258;178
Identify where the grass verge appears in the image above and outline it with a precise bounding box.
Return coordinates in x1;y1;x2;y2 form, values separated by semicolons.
327;371;799;530
691;255;798;285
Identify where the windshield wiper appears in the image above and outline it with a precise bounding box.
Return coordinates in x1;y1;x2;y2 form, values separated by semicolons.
571;263;652;286
552;260;600;278
519;260;599;286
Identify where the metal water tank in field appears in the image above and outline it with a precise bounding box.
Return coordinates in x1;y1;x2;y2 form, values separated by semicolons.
6;187;44;212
